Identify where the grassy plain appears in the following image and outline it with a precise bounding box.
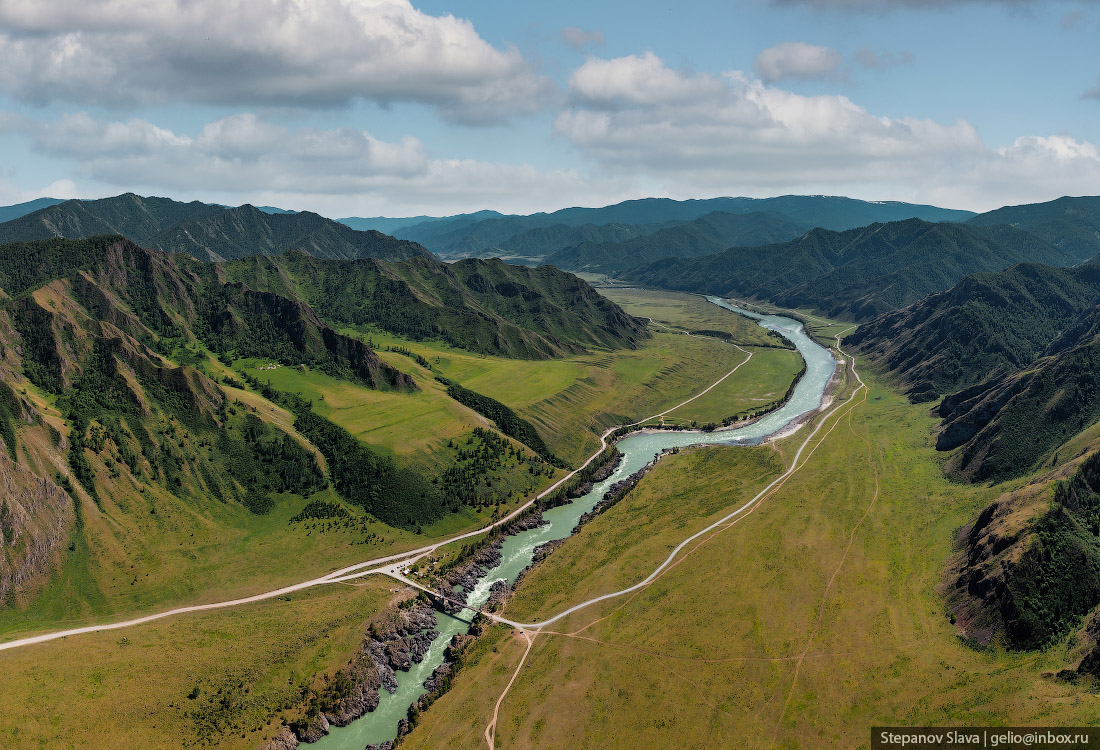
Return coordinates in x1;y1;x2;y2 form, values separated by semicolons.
341;308;758;465
0;578;394;749
662;347;803;425
404;371;1100;749
599;287;778;345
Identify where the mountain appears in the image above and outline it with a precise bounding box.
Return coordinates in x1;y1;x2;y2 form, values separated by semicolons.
148;204;432;262
936;329;1100;483
256;205;299;215
541;211;809;274
0;236;415;392
967;195;1100;263
0;232;648;613
0;197;66;223
492;221;666;261
221;251;650;359
389;196;974;259
538;195;975;231
847;262;1100;401
949;450;1100;650
624;219;1074;321
0;193;432;263
338;210;503;236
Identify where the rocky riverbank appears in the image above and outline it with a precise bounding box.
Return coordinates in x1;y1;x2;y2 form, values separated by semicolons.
259;600;440;749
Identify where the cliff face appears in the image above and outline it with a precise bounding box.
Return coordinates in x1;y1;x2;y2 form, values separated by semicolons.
0;447;75;604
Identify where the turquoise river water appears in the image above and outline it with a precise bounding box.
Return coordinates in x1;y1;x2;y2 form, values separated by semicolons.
310;296;838;748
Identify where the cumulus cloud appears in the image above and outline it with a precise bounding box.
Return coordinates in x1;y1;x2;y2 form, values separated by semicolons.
0;0;555;124
556;53;1100;210
2;110;636;216
559;54;981;179
755;42;843;83
562;27;605;51
1083;77;1100;101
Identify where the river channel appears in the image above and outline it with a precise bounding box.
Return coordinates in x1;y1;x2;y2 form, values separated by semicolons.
310;296;838;749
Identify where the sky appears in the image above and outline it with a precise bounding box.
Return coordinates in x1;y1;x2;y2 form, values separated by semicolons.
0;0;1099;218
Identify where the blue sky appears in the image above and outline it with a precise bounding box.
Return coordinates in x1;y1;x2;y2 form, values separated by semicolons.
0;0;1098;217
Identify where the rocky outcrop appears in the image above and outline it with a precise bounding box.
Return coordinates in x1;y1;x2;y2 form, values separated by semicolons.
295;713;329;743
322;651;382;728
422;662;453;694
281;599;439;746
0;448;75;604
566;452;623;499
259;725;298;750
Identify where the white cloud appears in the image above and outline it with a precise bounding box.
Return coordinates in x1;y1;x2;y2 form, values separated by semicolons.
556;53;1100;211
0;0;556;124
755;42;843;83
2;110;638;216
567;52;728;108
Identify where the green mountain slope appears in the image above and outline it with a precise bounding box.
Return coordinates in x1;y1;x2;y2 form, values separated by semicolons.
846;262;1100;401
542;211;809;274
949;450;1100;651
221;251;650;359
494;221;665;261
967;195;1100;262
624;219;1073;320
936;332;1100;482
0;193;432;263
393;195;974;258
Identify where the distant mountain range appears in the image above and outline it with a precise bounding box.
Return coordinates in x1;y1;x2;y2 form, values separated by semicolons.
623;219;1076;320
541;211;810;274
0;197;67;223
966;195;1100;261
372;195;976;261
0;194;431;263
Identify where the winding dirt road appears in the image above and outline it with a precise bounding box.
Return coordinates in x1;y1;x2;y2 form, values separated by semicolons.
0;323;754;653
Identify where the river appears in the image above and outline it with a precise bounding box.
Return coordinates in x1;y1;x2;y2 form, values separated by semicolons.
310;296;838;749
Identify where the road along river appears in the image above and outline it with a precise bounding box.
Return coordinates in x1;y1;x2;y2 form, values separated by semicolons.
311;296;840;749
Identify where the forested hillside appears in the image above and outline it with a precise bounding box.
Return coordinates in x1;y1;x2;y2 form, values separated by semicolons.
624;219;1073;320
967;195;1100;262
221;251;649;358
846;262;1100;401
0;232;649;616
540;211;809;274
0;193;432;263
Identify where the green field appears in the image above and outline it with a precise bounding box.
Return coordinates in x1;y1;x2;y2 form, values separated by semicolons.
661;346;804;425
339;308;754;465
599;288;780;346
0;578;393;749
403;369;1099;749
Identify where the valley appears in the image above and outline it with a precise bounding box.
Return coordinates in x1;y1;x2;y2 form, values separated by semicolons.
4;193;1100;750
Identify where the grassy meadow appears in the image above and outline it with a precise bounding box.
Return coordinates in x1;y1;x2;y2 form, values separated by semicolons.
403;369;1100;749
1;290;788;635
0;577;395;749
